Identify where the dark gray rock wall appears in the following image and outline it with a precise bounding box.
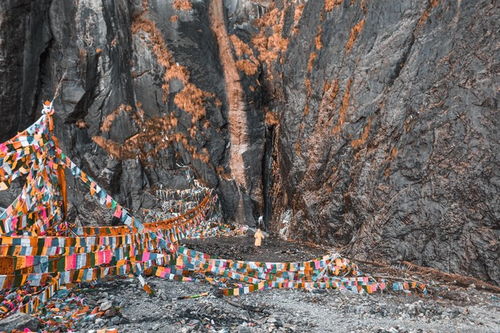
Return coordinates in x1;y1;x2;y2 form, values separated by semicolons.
0;0;52;140
270;0;499;284
0;0;498;284
0;0;265;226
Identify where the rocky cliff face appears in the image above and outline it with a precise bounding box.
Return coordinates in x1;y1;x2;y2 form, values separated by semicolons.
0;0;498;284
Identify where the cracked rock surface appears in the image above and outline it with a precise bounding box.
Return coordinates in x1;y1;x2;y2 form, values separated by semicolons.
268;0;499;285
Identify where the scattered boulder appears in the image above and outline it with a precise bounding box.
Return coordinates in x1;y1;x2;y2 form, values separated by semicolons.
0;312;39;332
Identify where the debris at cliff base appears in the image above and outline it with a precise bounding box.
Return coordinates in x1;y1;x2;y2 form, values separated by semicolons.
2;235;495;333
182;234;326;262
1;235;498;332
0;106;433;331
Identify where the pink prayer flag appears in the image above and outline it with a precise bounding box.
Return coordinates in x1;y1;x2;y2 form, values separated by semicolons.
113;206;122;218
11;217;18;230
26;256;34;268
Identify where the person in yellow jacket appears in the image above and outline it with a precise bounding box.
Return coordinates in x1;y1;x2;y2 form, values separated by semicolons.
254;228;265;247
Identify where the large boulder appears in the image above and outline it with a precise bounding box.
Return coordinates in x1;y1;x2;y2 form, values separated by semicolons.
0;312;39;332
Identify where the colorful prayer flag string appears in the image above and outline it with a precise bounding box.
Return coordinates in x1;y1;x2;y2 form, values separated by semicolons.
0;105;427;319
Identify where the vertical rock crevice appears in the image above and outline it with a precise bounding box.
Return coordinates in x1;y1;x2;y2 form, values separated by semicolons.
209;0;263;225
209;0;249;190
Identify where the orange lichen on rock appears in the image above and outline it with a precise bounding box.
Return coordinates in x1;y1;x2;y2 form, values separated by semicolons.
265;111;279;126
75;119;88;129
333;78;352;134
174;83;213;123
252;7;289;70
315;26;324;50
388;147;398;161
294;3;305;23
253;33;289;66
315;79;338;129
94;100;209;162
170;15;179;23
307;52;317;73
305;78;312;98
268;31;289;53
133;9;215;123
165;63;190;84
301;79;341;184
345;18;366;52
351;118;372;148
294;140;302;155
172;0;192;11
321;79;340;109
188;126;197;137
92;136;124;159
230;35;259;76
236;59;259;76
360;0;368;12
324;0;343;12
101;104;132;132
131;18;173;65
103;12;216;164
229;35;253;58
418;0;439;26
303;104;310;116
291;3;305;35
132;11;214;122
132;16;174;101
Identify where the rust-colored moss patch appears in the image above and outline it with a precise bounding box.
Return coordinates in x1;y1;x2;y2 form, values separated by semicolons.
172;0;192;11
345;18;365;52
307;52;317;73
315;27;324;50
229;35;253;58
235;59;258;76
291;3;305;35
305;78;312;98
92;136;124;159
324;0;343;12
333;78;352;134
100;104;132;132
351;118;372;148
174;83;213;123
251;7;289;73
418;0;439;26
230;35;259;76
265;111;279;126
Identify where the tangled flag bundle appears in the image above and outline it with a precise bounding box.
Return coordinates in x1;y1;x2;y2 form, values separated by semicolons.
0;103;426;319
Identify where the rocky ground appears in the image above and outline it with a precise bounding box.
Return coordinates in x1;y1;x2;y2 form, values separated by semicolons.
1;235;499;333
